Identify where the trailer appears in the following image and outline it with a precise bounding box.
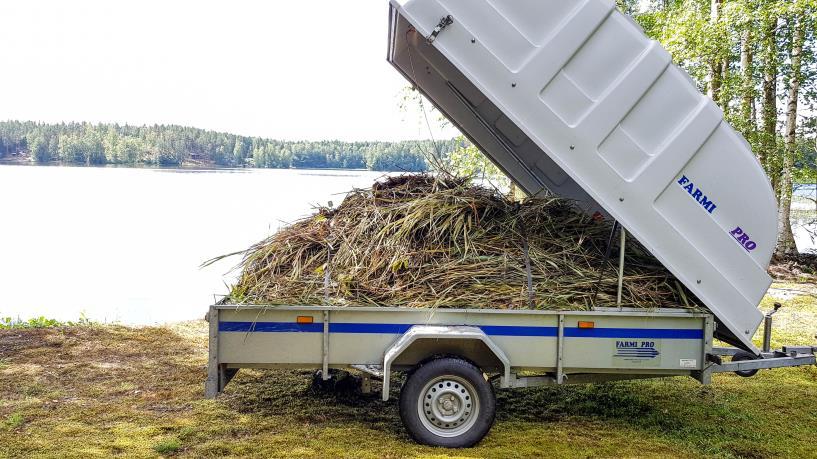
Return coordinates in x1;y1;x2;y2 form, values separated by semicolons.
205;0;816;448
206;304;815;447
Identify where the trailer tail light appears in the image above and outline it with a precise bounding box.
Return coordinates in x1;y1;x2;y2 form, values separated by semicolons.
296;316;314;324
578;321;595;329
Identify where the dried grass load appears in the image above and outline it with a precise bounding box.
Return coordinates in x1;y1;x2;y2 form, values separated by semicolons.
223;175;700;311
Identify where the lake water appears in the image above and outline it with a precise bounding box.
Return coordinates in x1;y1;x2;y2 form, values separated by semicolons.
1;165;814;325
0;165;391;324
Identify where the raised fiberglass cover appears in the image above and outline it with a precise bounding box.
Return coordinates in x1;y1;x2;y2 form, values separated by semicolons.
387;0;778;352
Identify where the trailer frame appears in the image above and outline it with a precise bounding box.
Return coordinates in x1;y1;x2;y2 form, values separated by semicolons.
205;304;815;400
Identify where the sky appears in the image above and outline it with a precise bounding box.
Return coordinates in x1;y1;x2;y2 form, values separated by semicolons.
0;0;457;141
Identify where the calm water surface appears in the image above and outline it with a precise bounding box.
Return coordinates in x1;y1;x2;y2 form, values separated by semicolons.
0;165;390;324
1;165;814;324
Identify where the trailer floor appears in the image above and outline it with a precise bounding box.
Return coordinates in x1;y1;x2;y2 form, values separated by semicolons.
1;284;816;458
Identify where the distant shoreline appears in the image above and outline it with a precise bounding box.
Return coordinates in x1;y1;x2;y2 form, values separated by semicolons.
0;157;386;173
1;120;459;172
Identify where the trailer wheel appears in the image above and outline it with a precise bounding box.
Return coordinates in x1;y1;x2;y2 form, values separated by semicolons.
732;351;760;377
399;358;495;448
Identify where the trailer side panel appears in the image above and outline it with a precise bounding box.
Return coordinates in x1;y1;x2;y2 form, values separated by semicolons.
216;306;706;375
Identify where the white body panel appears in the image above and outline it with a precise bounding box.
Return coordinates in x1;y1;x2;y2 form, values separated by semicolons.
215;305;708;374
388;0;776;352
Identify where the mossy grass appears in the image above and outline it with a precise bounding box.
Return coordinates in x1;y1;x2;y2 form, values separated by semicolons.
152;437;181;455
3;413;23;431
1;313;94;330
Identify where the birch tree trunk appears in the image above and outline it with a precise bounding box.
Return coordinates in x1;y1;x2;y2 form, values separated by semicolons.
759;11;778;181
708;0;724;103
739;27;754;140
775;7;805;256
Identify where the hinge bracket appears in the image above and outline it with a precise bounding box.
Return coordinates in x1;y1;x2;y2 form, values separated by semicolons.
426;15;453;44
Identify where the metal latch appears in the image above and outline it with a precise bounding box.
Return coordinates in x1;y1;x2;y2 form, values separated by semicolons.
427;15;453;44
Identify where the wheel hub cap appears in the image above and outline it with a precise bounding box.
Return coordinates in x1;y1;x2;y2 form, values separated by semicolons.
417;375;479;437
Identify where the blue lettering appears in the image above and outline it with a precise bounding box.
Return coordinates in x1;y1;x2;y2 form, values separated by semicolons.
677;175;718;214
730;226;757;252
700;196;715;213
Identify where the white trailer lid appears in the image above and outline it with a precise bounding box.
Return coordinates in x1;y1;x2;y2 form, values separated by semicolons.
387;0;777;352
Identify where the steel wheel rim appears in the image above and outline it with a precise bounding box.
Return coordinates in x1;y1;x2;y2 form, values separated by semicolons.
417;375;479;438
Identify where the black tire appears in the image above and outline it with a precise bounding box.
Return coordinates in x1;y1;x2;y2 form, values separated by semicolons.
399;358;495;448
732;350;760;377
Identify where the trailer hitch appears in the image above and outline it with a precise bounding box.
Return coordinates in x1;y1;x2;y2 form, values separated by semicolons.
707;302;814;378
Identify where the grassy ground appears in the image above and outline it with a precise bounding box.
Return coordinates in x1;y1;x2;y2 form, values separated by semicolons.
1;283;816;458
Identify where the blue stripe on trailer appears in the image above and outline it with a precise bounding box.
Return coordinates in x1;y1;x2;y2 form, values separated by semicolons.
479;325;557;336
565;327;703;339
331;322;413;334
219;321;703;340
219;321;324;333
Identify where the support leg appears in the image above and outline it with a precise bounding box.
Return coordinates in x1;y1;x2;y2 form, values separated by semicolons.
205;306;220;398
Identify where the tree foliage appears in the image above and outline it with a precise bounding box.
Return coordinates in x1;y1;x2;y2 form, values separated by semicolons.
0;120;458;172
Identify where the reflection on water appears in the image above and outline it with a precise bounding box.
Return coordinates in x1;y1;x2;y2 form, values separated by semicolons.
793;185;816;252
0;165;814;324
794;220;816;252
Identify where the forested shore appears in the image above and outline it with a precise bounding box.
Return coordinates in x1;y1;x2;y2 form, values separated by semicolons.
0;120;460;171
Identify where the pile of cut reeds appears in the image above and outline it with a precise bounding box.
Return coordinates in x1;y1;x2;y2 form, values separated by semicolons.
223;174;700;311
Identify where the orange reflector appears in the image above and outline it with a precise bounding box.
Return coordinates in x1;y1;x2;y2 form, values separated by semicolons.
578;321;595;329
296;316;314;324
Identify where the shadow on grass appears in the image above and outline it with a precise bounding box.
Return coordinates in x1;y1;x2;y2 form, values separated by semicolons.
227;371;677;431
498;379;778;458
495;380;655;422
224;369;405;434
228;369;676;426
225;369;784;457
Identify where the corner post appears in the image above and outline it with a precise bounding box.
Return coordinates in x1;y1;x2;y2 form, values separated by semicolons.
205;305;220;398
694;314;715;384
322;310;330;380
556;314;565;384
